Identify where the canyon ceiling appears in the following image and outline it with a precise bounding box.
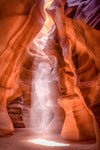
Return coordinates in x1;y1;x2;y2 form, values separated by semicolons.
0;0;100;148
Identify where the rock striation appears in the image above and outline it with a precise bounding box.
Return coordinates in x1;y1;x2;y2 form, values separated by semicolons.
46;0;100;143
0;0;45;136
0;1;100;149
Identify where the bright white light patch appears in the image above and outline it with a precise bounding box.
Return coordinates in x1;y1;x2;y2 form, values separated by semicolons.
28;139;69;147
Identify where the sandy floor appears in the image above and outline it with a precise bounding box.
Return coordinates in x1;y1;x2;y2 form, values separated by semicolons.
0;128;97;150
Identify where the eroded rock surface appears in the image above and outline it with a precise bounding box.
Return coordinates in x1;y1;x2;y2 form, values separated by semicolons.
8;97;25;128
0;0;45;136
46;0;100;144
0;1;100;149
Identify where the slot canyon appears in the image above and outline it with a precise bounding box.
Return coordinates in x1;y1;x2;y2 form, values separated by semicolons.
0;0;100;150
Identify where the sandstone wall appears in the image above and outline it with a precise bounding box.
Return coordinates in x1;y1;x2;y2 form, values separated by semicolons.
0;0;45;136
46;0;100;145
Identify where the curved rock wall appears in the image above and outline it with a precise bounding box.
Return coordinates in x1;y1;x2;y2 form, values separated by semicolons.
0;1;100;148
46;0;100;144
65;0;100;30
0;0;45;136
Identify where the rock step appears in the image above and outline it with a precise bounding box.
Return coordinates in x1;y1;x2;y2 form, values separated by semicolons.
7;97;25;128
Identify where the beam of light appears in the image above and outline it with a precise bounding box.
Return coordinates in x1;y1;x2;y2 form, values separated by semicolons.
28;139;70;147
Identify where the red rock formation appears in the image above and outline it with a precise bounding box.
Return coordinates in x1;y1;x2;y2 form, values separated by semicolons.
46;0;100;144
8;97;25;128
0;1;100;150
0;0;45;136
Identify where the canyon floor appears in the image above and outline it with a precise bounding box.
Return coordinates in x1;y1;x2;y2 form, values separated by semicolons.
0;128;97;150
